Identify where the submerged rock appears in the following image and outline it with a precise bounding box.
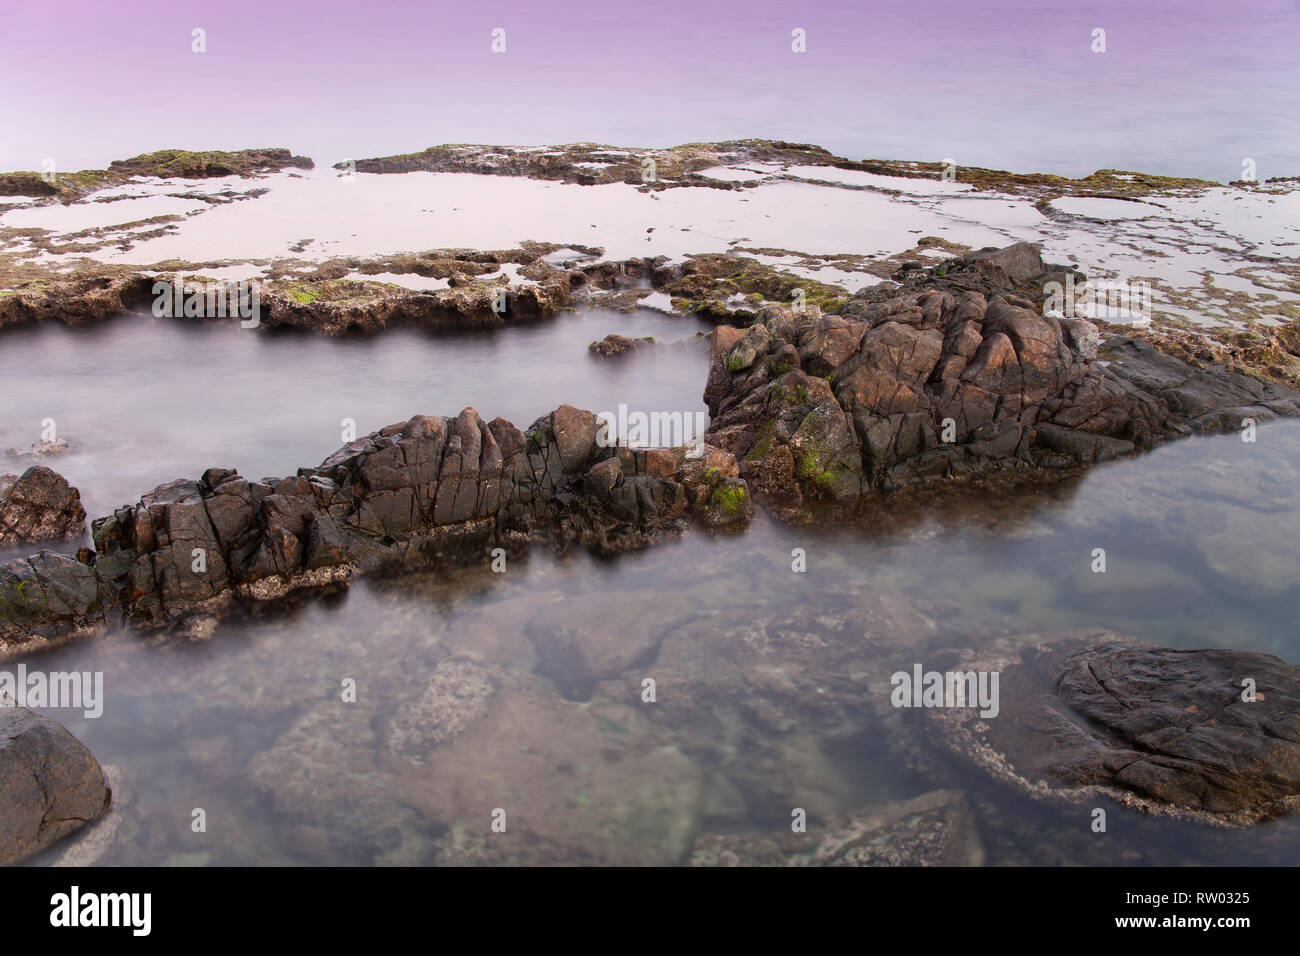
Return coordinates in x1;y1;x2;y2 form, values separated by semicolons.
248;700;435;864
6;438;72;465
690;789;982;866
383;668;703;866
525;591;691;698
913;631;1300;826
612;589;943;825
384;657;498;758
0;707;110;864
0;466;87;546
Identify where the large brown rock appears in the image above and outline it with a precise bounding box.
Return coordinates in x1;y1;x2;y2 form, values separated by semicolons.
0;707;110;864
704;244;1300;506
587;333;654;358
0;467;86;546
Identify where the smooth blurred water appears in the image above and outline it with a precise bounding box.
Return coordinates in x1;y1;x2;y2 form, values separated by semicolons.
0;308;710;562
6;312;1300;866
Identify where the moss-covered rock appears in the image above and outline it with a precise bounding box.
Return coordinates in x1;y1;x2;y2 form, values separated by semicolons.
0;147;313;203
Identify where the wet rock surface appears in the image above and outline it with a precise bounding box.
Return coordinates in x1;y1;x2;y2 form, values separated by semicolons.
525;591;691;699
690;789;982;866
588;332;655;358
910;631;1300;826
0;405;749;654
0;707;110;864
705;245;1300;508
383;667;703;865
0;466;86;546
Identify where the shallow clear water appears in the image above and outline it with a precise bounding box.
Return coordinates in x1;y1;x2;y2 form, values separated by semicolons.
0;308;709;562
8;312;1300;866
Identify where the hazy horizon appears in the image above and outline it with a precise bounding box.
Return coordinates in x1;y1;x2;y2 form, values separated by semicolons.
2;0;1298;182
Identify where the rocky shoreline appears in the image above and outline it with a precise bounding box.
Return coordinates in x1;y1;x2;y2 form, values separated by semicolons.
0;405;751;658
705;244;1300;509
5;244;1295;655
4;141;1297;387
0;147;314;203
3;142;1300;865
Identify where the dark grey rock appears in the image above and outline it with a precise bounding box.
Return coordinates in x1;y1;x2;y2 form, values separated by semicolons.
0;707;110;864
918;631;1300;826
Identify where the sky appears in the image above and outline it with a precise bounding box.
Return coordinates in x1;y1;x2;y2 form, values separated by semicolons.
1;0;1297;181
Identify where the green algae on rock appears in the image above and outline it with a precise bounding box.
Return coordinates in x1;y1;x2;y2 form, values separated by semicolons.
0;147;314;203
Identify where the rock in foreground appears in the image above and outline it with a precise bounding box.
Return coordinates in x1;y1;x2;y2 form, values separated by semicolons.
0;707;110;864
918;632;1300;826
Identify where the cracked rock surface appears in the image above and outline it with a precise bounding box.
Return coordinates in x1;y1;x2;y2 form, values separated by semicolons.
0;466;86;546
0;707;110;864
705;245;1300;508
912;632;1300;826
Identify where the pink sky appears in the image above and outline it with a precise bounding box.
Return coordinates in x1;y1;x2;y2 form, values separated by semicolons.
2;0;1297;180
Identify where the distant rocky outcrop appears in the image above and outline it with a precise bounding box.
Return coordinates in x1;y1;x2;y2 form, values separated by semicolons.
0;466;86;546
588;333;655;358
335;139;1216;200
0;406;749;655
107;147;314;180
0;244;595;333
340;140;839;189
6;437;71;466
705;244;1300;508
0;147;314;202
0;707;110;864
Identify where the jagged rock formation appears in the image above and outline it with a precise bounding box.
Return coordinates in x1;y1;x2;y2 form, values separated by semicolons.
0;406;749;655
705;244;1300;507
0;466;86;546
